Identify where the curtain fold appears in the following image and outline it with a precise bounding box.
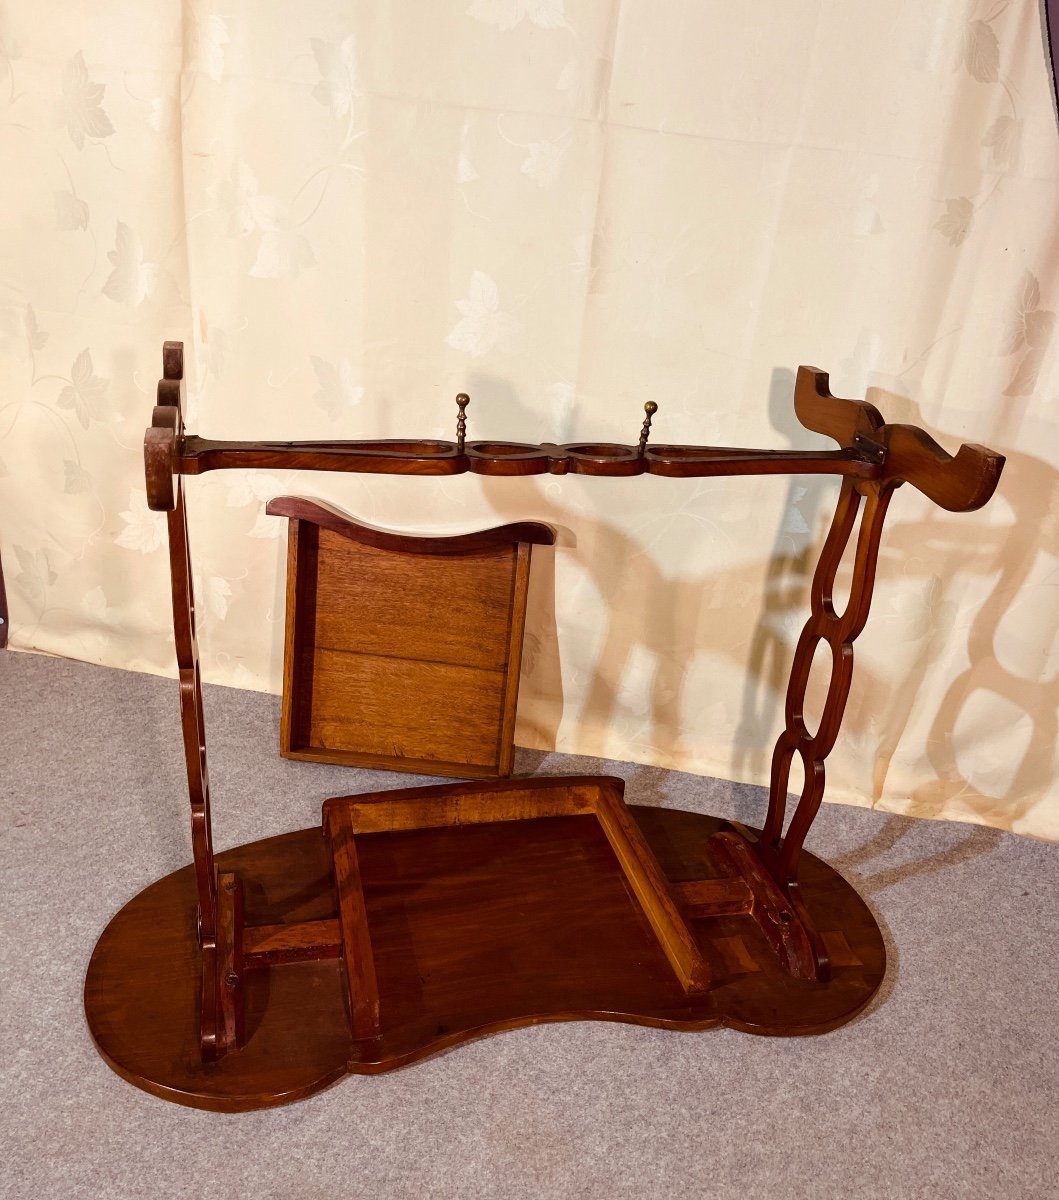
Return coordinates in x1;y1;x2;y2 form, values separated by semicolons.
1;1;1056;839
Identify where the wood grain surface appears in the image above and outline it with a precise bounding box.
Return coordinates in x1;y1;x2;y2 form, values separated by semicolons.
85;805;887;1111
277;509;548;777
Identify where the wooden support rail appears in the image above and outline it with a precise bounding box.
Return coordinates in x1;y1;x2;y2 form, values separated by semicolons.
173;437;880;482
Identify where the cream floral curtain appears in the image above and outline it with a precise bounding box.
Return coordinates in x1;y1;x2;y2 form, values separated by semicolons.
1;2;1056;840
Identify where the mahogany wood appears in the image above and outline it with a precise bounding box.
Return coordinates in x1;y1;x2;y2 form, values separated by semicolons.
266;496;554;554
110;341;1006;1102
592;787;712;994
173;436;882;483
216;872;245;1052
84;806;887;1112
145;350;1002;513
326;804;381;1043
270;497;552;778
792;366;1003;512
242;918;341;966
710;828;822;981
150;347;221;1061
322;776;713;997
673;877;753;918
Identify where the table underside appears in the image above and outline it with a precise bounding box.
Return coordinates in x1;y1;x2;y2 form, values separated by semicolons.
85;803;885;1113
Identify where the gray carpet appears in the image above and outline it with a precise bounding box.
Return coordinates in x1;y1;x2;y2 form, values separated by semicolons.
1;651;1057;1200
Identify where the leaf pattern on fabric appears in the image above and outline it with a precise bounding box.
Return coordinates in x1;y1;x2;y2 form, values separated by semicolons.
195;574;233;620
446;270;520;357
54;190;90;231
248;508;283;538
310;357;364;420
197;311;230;381
224;472;285;539
467;0;567;32
24;306;47;353
57;349;109;429
780;486;811;535
56;51;115;149
311;36;358;119
210;161;279;237
1003;272;1042;352
934;198;974;246
102;223;157;306
556;59;579;90
0;31;20;73
982;114;1020;169
63;459;92;494
81;585;112;622
250;228;316;279
961;20;999;82
196;14;230;83
520;137;568;188
207;157;319;273
116;489;164;554
14;545;57;611
225;472;279;508
1001;270;1055;397
456;154;480;183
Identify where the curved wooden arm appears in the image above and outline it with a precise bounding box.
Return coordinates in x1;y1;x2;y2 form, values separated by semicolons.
794;365;1005;513
265;496;555;553
882;426;1004;512
794;366;885;445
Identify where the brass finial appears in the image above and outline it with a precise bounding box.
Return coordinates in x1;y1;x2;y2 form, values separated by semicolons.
638;401;658;457
456;393;470;452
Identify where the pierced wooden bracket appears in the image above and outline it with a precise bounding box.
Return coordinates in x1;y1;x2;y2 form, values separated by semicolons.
727;367;1007;924
761;475;894;886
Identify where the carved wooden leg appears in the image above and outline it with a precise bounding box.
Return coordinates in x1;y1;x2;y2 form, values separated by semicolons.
165;480;228;1059
762;478;895;878
152;345;227;1060
709;478;896;979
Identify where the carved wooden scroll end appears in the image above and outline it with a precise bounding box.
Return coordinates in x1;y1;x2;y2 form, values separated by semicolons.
794;366;885;448
883;426;1005;512
145;342;187;511
162;339;184;382
145;408;178;511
